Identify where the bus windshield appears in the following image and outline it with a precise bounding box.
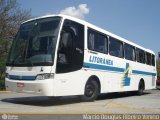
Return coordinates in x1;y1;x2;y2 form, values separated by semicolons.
6;17;61;66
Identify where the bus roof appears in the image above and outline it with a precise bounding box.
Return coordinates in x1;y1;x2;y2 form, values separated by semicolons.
22;14;155;55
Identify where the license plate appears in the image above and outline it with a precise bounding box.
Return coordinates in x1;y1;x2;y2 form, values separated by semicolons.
17;82;25;87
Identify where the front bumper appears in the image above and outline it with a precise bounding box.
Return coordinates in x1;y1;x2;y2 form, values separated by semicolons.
5;78;54;96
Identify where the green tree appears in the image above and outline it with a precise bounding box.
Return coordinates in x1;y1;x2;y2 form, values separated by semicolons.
0;0;32;80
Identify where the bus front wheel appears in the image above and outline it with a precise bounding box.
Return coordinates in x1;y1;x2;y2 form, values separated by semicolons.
81;80;100;102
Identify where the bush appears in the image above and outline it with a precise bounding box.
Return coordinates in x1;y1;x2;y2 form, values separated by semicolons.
0;79;5;90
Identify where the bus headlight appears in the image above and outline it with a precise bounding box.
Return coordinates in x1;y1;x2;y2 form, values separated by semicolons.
36;73;54;80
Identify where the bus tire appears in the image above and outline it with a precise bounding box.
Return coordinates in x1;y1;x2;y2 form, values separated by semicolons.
137;80;145;95
81;79;100;102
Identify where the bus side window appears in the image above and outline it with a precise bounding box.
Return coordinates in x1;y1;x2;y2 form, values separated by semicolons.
124;43;135;61
136;48;145;64
88;32;95;50
146;52;152;65
152;54;155;66
109;37;123;58
88;29;108;53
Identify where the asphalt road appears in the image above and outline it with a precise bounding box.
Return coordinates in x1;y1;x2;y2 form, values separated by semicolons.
0;89;160;119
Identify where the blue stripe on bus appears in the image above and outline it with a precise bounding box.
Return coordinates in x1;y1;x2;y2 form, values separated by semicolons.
83;62;156;76
132;70;156;76
9;75;36;80
83;62;125;73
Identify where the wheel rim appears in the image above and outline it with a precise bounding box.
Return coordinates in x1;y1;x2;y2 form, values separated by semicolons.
85;83;95;97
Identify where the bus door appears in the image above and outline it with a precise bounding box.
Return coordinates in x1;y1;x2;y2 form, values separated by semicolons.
56;19;84;73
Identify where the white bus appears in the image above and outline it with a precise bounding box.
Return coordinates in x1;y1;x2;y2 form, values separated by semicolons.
5;14;157;101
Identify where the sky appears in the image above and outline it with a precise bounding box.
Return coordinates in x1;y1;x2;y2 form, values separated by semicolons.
17;0;160;57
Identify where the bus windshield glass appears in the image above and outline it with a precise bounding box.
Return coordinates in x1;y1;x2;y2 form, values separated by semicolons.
6;17;61;66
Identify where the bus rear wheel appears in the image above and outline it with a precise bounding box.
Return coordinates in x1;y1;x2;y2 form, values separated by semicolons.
81;80;100;102
137;80;144;95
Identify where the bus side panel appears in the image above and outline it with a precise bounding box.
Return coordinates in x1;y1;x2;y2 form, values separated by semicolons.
131;63;156;90
53;70;87;96
83;51;156;94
